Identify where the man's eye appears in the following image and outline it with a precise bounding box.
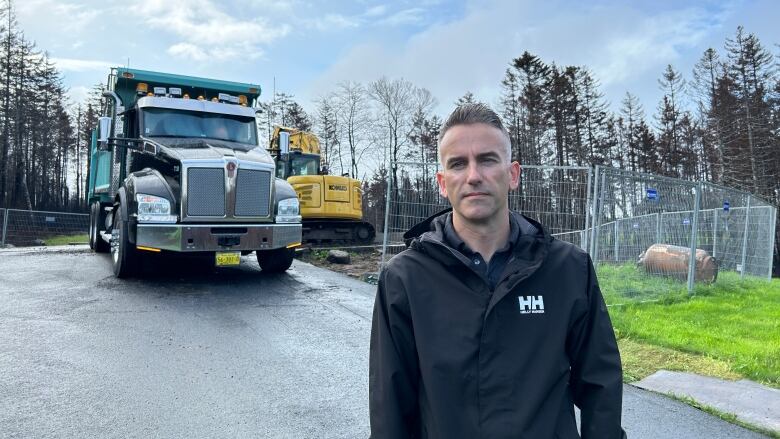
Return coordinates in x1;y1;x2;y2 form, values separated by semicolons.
449;161;465;169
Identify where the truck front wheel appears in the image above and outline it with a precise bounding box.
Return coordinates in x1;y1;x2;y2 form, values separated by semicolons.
256;247;295;273
110;206;138;278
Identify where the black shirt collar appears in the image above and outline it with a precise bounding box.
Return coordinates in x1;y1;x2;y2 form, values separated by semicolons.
442;212;520;258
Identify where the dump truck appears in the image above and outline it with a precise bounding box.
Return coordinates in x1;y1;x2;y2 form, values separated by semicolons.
87;68;302;277
267;126;375;244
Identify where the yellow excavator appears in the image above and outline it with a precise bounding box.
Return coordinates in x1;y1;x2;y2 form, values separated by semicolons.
268;126;376;244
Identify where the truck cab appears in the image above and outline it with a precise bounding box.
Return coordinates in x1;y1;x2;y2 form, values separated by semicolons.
87;68;302;277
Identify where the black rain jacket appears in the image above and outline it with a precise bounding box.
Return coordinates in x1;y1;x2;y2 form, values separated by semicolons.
369;210;624;439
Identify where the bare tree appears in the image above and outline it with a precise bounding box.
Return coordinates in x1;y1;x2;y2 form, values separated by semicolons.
333;81;372;179
368;77;416;199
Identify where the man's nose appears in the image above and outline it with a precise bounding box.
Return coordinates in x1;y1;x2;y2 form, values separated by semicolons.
466;162;482;185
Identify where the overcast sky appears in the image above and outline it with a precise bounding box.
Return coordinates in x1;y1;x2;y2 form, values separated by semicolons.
16;0;780;118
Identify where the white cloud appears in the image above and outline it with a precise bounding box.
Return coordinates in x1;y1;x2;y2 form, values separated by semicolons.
135;0;290;61
364;5;388;18
380;8;425;26
307;0;726;115
51;58;114;72
17;0;101;33
167;43;208;62
306;13;361;32
66;85;91;107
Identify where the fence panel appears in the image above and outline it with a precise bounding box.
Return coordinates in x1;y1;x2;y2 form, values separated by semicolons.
1;209;89;247
381;163;591;264
509;166;591;249
592;167;698;289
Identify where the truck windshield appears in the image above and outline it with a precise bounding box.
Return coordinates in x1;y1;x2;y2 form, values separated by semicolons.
142;108;257;145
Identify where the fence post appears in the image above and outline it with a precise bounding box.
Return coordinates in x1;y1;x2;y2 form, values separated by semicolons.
740;195;752;279
592;170;606;263
768;206;777;280
687;183;702;296
380;153;394;270
614;220;619;262
1;208;8;248
712;209;718;259
583;167;592;252
656;212;661;244
588;166;599;257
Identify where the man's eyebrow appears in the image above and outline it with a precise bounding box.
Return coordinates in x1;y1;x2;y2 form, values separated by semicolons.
445;151;502;167
476;151;501;159
445;156;466;167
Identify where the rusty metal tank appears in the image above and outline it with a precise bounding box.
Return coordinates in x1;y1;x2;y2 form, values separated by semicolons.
637;244;718;283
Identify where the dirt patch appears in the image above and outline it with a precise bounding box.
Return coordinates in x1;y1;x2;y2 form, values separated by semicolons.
296;247;382;284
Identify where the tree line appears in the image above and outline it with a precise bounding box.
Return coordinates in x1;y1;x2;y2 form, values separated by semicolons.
0;0;93;212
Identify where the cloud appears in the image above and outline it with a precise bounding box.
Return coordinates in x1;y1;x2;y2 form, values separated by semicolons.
134;0;289;61
50;58;115;72
379;8;426;26
307;0;728;115
167;43;208;62
364;5;388;18
305;13;361;32
17;0;101;33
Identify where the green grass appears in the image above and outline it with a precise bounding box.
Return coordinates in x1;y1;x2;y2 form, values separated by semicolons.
617;337;741;383
600;265;780;388
44;233;88;246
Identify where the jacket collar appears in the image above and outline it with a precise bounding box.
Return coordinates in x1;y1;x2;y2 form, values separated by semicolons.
407;209;551;316
407;210;551;280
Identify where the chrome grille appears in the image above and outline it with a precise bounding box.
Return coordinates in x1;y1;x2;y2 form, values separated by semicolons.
187;168;225;217
235;169;271;217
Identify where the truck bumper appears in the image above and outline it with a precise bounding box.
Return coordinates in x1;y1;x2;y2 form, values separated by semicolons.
135;223;302;252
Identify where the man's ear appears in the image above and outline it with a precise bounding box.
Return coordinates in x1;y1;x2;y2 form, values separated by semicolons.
509;161;521;190
436;170;448;198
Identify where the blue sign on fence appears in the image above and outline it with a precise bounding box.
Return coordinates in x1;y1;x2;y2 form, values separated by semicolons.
647;188;658;200
724;201;730;212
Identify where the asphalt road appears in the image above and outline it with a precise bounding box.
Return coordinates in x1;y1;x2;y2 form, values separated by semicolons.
0;247;768;438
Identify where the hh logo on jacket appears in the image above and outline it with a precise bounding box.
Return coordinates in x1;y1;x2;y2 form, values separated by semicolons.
518;295;545;314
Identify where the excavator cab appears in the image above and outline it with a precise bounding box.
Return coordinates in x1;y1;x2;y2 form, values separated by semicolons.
275;152;321;179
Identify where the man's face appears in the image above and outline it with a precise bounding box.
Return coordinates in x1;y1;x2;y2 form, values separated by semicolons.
436;123;520;226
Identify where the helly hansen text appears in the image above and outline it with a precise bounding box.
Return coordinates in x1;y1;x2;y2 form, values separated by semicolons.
518;295;545;314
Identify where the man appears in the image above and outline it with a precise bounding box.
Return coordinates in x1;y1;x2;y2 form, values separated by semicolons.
369;103;624;438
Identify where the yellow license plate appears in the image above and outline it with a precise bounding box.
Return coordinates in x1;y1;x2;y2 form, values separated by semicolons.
215;251;241;266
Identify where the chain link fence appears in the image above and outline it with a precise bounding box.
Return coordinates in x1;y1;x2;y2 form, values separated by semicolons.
0;209;89;248
381;163;777;304
380;163;591;261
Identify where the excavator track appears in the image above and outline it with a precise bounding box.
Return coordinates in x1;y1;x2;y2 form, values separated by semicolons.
302;220;376;245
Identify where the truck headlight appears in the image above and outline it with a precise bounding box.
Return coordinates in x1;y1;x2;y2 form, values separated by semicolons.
136;194;177;223
276;197;301;223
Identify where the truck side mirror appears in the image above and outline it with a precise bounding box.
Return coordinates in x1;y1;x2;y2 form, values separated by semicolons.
279;131;290;155
98;116;111;149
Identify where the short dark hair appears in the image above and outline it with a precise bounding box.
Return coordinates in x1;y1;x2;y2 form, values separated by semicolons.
438;103;511;163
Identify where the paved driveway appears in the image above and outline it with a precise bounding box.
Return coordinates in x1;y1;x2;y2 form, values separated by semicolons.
0;247;768;438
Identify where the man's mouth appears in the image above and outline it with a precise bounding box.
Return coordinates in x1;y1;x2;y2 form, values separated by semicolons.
464;192;489;198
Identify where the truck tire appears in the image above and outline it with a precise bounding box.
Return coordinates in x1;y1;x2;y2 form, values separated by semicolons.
256;247;295;273
110;205;138;278
90;202;110;253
